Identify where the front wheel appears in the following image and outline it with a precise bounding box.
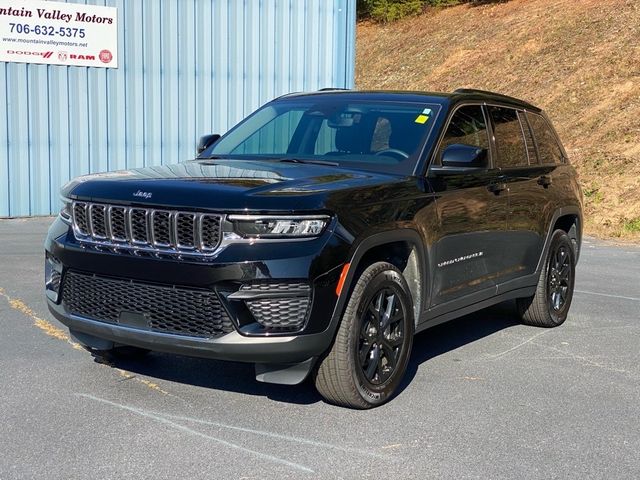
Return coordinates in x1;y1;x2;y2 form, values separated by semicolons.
314;262;414;409
517;229;576;327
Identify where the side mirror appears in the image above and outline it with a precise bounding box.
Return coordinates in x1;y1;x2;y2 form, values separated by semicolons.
430;143;488;175
196;134;221;155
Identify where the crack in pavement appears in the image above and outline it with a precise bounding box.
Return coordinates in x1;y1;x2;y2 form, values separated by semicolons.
152;410;389;459
77;393;316;474
488;329;638;380
574;290;640;302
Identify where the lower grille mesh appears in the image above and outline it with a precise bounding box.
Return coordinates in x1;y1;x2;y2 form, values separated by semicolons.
246;297;310;329
62;271;234;338
240;282;311;331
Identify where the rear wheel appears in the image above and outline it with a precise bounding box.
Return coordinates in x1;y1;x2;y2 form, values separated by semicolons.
314;262;414;409
517;229;576;327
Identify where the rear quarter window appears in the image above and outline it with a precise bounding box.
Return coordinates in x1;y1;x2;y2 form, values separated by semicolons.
527;112;565;165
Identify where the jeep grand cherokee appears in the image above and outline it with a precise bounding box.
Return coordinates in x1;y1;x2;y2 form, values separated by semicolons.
45;89;583;408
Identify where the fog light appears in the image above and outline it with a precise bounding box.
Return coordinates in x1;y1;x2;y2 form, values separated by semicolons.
45;254;63;303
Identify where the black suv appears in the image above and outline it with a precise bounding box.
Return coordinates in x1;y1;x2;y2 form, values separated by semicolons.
45;89;582;408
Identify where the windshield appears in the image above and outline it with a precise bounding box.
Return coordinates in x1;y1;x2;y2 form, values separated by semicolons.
202;98;441;174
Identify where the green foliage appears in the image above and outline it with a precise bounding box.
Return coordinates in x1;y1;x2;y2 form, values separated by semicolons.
428;0;462;6
358;0;488;23
583;184;604;204
355;0;416;23
623;218;640;233
358;0;424;23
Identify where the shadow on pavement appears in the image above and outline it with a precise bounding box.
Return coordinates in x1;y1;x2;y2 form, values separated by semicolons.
398;300;521;396
101;351;324;406
103;301;521;406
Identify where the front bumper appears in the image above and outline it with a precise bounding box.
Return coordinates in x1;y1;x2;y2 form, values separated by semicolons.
45;217;349;364
47;300;335;363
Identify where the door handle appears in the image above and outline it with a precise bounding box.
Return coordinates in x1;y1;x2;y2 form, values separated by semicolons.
488;182;507;194
538;175;553;187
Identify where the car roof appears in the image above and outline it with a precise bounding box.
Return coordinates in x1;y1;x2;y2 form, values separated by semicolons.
278;88;542;113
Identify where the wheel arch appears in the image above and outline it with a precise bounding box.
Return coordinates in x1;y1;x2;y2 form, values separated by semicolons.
329;229;427;330
553;213;582;261
536;206;583;275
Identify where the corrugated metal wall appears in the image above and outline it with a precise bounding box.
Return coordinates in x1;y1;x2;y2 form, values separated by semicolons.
0;0;356;217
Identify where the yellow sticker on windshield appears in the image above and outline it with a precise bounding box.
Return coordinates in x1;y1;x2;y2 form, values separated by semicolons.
415;108;432;124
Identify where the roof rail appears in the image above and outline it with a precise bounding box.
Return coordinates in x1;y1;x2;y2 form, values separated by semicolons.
318;87;351;91
453;88;537;109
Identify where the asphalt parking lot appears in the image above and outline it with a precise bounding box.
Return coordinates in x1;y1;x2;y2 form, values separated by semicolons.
1;217;639;479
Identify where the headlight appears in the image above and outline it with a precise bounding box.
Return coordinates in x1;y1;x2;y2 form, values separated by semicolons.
228;215;330;239
59;197;72;224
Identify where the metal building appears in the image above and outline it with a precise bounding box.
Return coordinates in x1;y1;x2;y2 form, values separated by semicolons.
0;0;356;217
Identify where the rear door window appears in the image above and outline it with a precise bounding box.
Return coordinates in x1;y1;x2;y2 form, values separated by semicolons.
527;112;565;165
488;106;528;168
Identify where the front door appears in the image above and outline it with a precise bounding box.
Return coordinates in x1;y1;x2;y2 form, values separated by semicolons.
427;105;509;307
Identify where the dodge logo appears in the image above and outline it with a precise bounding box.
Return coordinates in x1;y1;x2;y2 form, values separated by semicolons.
6;50;54;58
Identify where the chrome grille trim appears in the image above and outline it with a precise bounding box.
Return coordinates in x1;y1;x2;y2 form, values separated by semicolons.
108;206;128;242
150;210;173;247
72;202;89;236
88;204;108;239
129;208;150;244
175;212;197;250
72;201;223;256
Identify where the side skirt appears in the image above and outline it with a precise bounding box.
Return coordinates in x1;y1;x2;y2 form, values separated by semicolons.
416;285;536;334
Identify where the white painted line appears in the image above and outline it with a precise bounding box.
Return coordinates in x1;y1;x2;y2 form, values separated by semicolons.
154;411;387;459
488;329;551;359
575;290;640;302
77;394;314;474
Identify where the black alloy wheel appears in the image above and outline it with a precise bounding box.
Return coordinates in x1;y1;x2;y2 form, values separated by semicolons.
358;288;406;386
548;243;572;311
314;262;414;409
518;229;576;327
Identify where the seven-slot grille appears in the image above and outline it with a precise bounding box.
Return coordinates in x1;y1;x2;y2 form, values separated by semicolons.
72;201;222;255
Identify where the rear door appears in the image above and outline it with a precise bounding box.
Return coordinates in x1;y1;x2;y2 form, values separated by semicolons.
526;111;573;255
487;106;551;284
427;104;509;307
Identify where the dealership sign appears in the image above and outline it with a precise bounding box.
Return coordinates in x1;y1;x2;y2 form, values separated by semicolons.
0;0;117;68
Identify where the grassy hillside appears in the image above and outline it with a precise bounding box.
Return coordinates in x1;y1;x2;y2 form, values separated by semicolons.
356;0;640;240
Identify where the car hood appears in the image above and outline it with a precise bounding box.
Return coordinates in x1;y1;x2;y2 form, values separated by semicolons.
63;159;407;211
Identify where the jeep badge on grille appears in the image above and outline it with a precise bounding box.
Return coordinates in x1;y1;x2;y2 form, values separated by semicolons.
133;190;152;199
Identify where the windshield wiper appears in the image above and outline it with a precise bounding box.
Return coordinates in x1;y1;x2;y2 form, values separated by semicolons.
276;158;339;167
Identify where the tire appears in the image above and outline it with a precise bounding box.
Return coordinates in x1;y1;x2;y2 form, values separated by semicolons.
517;229;576;327
314;262;414;409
